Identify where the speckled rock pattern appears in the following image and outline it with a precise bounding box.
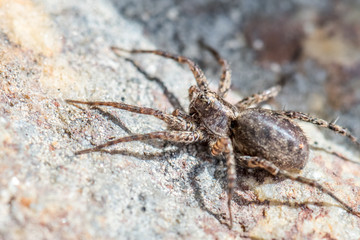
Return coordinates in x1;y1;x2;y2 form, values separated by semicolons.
1;0;359;239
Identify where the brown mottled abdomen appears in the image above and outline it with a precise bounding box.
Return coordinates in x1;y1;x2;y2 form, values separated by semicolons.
231;108;309;171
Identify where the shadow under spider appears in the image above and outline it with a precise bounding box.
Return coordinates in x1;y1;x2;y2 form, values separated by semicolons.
83;107;350;230
92;147;182;164
310;143;360;166
189;160;353;231
124;57;185;112
91;106;133;135
69;104;167;150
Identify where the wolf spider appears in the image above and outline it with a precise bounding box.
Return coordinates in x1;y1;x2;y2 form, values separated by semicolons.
66;44;360;229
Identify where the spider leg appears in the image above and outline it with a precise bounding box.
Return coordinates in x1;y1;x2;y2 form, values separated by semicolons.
66;100;194;131
75;130;205;155
237;155;360;218
276;110;360;147
235;85;281;109
111;47;209;91
211;137;236;229
172;109;194;121
199;40;231;98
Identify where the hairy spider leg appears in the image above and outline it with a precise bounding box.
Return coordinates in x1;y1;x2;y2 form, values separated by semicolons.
65;100;194;131
237;155;360;218
75;131;205;155
111;47;209;91
235;85;282;109
276;110;360;147
198;40;232;98
211;137;237;229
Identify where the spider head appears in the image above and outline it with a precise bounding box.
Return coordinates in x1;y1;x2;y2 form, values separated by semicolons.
189;85;236;136
189;85;216;107
189;85;214;103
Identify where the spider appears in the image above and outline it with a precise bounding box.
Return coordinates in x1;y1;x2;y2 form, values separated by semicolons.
66;43;360;229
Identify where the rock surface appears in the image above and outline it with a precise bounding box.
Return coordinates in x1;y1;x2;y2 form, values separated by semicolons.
1;0;360;239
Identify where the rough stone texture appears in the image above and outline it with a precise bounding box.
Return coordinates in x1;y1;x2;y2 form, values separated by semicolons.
0;0;359;239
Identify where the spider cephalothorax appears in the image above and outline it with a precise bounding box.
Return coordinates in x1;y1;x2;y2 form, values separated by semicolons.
189;85;238;137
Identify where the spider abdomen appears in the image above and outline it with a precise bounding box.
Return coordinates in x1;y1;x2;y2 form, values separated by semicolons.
231;108;309;171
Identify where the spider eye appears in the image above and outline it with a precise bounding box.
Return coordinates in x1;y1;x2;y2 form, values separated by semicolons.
199;94;207;102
